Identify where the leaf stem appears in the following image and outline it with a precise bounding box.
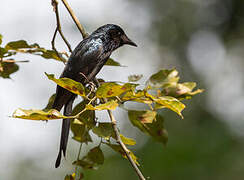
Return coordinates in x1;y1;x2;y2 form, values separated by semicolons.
74;97;96;118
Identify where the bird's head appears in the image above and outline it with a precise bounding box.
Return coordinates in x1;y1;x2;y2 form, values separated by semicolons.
92;24;137;51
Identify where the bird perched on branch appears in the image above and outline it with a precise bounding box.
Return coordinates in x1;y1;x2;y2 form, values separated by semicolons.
52;24;137;168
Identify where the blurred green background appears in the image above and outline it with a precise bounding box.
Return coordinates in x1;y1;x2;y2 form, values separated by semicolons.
1;0;244;179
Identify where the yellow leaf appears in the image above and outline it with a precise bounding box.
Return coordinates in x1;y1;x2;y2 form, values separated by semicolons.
45;73;85;97
121;90;153;104
147;68;179;89
153;96;185;118
12;108;72;120
86;100;118;110
120;134;136;146
96;82;137;98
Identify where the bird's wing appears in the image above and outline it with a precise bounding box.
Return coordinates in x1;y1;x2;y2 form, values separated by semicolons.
62;38;105;79
52;38;103;110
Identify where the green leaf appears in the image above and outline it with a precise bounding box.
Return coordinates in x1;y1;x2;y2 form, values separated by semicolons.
96;82;137;98
73;146;104;169
92;123;136;145
12;108;72;120
127;110;157;124
86;100;118;111
87;146;104;165
73;159;95;170
152;96;185;118
105;58;122;66
42;93;56;111
0;47;7;58
105;143;139;165
5;40;36;50
64;174;75;180
45;73;86;97
0;61;19;78
147;114;168;145
128;112;168;145
92;122;114;140
72;100;96;130
128;74;143;82
1;50;16;58
121;90;153;104
71;119;92;143
120;134;136;146
41;50;63;61
147;69;179;89
4;39;65;62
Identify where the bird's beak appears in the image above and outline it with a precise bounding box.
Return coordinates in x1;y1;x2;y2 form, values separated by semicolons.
121;34;137;47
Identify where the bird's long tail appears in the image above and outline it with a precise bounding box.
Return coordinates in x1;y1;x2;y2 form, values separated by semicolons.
55;95;75;168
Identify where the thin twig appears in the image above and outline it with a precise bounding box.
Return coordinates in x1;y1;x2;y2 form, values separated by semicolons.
61;0;89;39
74;136;83;180
2;59;29;63
51;27;59;53
74;124;90;180
51;0;72;54
74;97;96;118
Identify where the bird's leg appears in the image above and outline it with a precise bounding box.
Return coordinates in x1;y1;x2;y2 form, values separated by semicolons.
93;78;100;87
86;81;96;95
79;72;94;99
79;72;89;83
86;81;97;100
79;72;97;88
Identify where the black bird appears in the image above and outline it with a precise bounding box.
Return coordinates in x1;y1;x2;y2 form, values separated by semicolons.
52;24;137;168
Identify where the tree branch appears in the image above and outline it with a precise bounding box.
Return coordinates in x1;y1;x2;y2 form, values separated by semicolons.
107;108;146;180
51;0;72;54
94;79;146;180
61;0;89;39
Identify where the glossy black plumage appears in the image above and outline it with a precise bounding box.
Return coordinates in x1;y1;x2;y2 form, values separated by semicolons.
52;24;137;168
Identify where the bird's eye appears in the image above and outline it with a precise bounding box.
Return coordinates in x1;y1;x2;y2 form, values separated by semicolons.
118;31;121;36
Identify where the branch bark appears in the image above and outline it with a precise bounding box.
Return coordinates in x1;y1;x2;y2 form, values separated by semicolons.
107;109;146;180
51;0;72;54
61;0;89;39
95;79;146;180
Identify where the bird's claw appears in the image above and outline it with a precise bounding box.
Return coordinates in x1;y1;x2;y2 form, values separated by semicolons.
86;81;97;98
